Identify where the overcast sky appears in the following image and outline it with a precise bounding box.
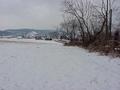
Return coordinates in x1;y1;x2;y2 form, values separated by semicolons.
0;0;63;30
0;0;119;30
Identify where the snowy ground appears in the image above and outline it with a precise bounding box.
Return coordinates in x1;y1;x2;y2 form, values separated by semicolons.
0;39;120;90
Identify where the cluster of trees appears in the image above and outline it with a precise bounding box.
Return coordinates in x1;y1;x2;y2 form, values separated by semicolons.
60;0;120;48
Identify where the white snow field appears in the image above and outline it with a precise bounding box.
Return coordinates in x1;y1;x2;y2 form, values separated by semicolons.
0;39;120;90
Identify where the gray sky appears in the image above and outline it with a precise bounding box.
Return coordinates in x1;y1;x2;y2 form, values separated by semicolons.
0;0;119;30
0;0;63;30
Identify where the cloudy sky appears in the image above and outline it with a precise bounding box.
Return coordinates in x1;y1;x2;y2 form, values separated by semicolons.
0;0;119;30
0;0;63;30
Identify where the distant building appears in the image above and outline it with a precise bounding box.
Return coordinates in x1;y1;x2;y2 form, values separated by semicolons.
26;31;38;39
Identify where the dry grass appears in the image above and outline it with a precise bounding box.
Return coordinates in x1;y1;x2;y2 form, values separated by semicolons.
64;40;120;58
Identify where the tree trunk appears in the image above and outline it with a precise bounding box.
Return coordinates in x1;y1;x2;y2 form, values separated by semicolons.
109;9;112;39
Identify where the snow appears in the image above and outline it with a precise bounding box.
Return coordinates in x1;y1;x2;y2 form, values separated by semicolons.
26;31;38;38
0;38;59;44
0;39;120;90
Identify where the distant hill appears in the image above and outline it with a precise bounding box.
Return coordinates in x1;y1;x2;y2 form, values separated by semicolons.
0;29;56;37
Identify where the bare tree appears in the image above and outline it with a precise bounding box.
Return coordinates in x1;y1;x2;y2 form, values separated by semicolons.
61;0;119;47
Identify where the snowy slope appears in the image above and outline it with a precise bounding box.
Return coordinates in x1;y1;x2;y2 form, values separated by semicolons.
0;39;120;90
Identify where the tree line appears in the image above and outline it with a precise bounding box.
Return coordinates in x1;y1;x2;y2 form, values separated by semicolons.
60;0;120;56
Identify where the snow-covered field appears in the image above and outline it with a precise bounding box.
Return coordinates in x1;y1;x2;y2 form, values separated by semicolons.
0;39;120;90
